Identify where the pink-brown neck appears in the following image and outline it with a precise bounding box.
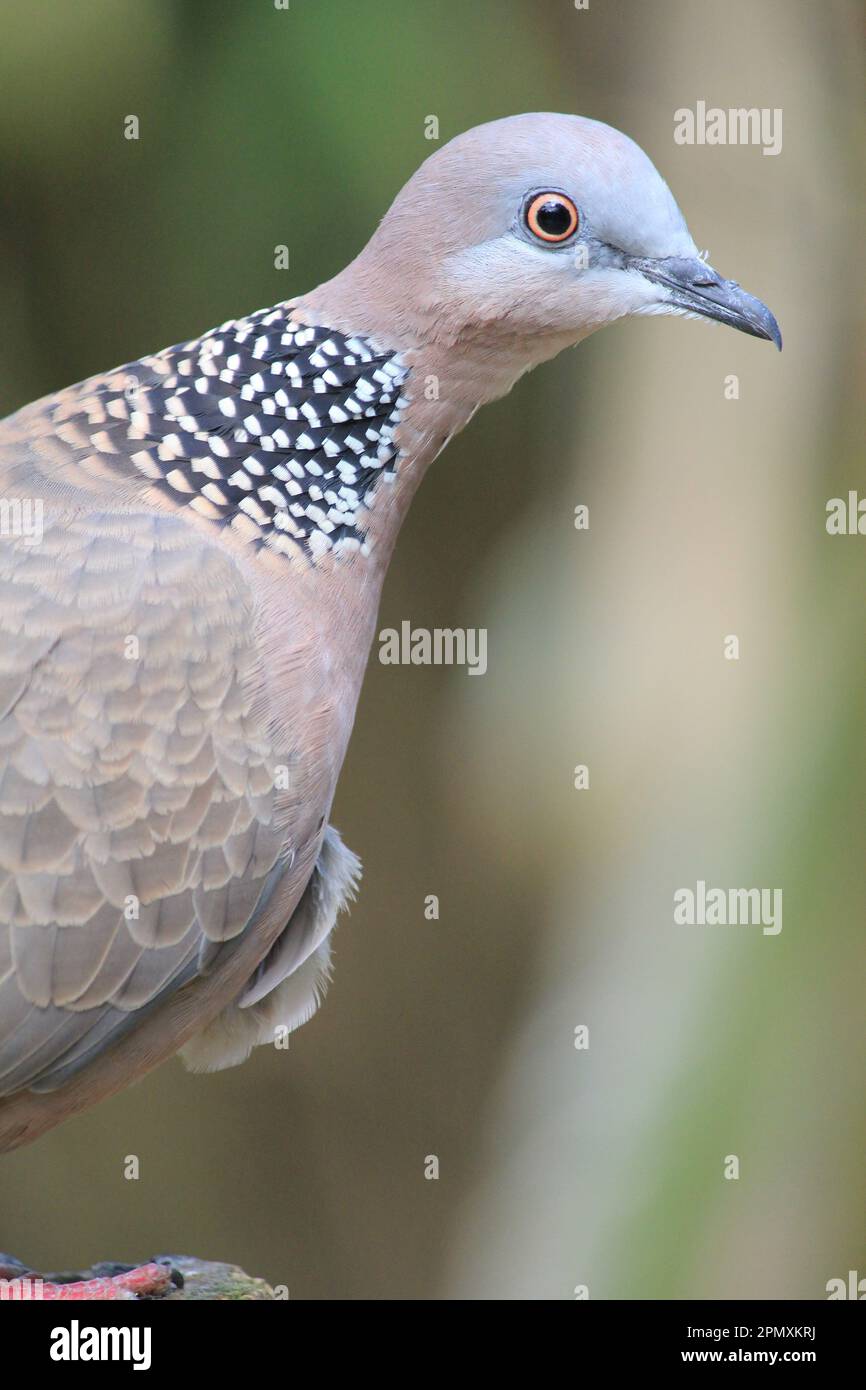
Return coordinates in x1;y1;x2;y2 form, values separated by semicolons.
296;265;582;574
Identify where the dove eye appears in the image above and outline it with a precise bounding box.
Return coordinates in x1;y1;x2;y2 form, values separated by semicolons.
524;192;579;243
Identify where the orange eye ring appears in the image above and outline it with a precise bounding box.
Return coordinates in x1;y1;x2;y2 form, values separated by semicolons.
524;192;579;243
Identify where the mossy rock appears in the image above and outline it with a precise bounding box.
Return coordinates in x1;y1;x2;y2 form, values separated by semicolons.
159;1255;277;1300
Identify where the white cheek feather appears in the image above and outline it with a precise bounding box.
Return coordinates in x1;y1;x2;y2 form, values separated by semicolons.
573;266;666;325
632;302;717;326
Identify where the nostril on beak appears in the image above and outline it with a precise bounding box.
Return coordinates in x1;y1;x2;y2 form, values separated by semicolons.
629;255;781;347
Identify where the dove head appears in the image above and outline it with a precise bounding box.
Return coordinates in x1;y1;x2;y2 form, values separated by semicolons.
330;112;780;370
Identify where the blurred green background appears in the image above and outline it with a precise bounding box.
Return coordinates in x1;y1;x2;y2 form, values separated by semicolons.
0;0;863;1299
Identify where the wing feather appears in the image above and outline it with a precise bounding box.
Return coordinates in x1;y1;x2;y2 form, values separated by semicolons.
0;507;287;1097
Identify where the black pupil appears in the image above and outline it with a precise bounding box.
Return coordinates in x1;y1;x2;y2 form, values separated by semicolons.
535;199;573;236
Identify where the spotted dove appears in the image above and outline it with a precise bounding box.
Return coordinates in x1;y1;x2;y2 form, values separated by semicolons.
0;113;780;1153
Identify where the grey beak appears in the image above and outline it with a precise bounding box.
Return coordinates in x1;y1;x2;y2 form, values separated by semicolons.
629;255;782;350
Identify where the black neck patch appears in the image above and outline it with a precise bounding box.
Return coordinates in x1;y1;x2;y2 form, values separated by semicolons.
67;304;410;562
